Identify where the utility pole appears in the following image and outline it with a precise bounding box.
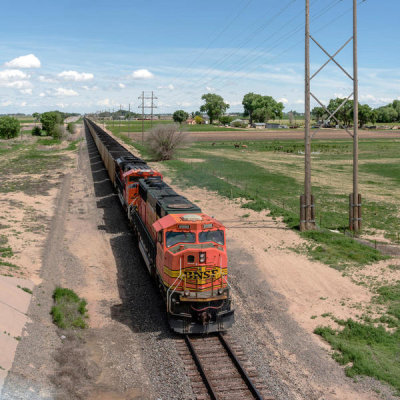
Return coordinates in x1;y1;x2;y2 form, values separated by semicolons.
301;0;361;232
119;104;122;131
128;103;131;134
351;0;360;231
138;91;157;145
300;0;315;231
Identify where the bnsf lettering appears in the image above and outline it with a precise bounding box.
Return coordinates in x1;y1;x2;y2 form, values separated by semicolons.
185;268;220;280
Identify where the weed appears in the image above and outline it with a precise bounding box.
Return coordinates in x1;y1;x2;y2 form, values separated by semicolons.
17;285;32;294
241;213;250;218
388;264;400;271
310;315;317;319
14;336;21;341
50;287;88;329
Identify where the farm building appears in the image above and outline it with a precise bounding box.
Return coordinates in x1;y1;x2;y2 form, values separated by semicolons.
186;118;196;125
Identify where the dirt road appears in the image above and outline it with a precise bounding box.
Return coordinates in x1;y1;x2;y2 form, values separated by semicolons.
125;128;400;142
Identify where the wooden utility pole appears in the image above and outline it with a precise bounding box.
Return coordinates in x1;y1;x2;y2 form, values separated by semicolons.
300;0;315;231
351;0;361;231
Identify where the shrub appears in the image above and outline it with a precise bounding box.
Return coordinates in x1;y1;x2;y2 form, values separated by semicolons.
67;122;75;134
32;126;42;136
40;111;62;135
51;287;88;329
219;115;233;125
0;116;20;139
146;123;187;160
52;124;64;139
194;115;204;124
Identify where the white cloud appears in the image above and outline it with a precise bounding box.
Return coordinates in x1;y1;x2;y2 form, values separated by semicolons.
278;97;289;104
157;84;174;90
54;87;78;96
20;88;32;95
56;103;67;108
118;83;125;88
0;69;28;80
97;98;111;106
5;54;41;68
4;80;32;89
20;101;27;107
58;70;94;81
1;100;12;106
176;101;191;107
205;86;214;92
39;75;56;83
39;92;46;97
295;99;304;105
132;69;154;79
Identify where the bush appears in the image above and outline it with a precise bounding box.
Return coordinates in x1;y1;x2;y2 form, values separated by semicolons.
52;124;64;139
194;115;204;124
40;111;62;135
146;123;187;160
219;116;233;125
0;116;20;139
51;287;88;329
67;122;75;134
231;120;246;128
32;126;42;136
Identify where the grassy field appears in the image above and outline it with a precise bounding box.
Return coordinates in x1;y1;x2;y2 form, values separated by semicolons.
104;120;240;133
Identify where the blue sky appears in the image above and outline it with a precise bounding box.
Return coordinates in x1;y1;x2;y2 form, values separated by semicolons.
0;0;399;114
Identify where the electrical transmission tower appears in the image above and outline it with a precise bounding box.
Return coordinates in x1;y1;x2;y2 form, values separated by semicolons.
301;0;361;232
138;91;157;144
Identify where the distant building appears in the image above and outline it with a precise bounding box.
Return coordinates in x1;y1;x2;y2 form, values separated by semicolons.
253;123;266;129
186;118;196;125
266;123;280;129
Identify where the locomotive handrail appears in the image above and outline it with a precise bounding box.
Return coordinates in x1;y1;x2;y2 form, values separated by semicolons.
167;256;183;313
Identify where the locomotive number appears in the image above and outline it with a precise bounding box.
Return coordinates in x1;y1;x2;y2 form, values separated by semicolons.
184;268;220;280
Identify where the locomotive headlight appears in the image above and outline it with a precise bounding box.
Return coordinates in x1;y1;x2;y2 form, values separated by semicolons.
218;288;223;295
199;252;206;263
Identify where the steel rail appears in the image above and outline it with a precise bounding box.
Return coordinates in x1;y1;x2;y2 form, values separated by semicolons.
217;333;264;400
184;335;219;400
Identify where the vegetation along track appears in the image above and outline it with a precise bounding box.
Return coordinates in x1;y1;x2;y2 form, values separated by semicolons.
176;333;273;400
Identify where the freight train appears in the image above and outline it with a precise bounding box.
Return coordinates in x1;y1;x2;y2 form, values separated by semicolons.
84;118;234;334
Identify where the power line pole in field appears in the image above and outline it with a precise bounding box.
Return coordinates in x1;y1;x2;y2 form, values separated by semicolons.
301;0;361;232
138;91;157;145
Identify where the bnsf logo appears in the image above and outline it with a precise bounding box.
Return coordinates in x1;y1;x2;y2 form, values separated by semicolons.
184;268;220;280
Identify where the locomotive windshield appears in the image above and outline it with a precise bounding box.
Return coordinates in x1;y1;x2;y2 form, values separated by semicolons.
166;231;195;247
199;230;224;245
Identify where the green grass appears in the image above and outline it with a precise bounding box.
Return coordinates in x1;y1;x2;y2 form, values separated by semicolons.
105;120;238;133
315;320;400;393
37;138;62;146
50;287;88;329
300;230;387;270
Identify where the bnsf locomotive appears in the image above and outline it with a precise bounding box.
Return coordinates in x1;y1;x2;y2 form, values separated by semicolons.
84;118;234;334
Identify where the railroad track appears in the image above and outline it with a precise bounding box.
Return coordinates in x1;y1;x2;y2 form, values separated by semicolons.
176;333;274;400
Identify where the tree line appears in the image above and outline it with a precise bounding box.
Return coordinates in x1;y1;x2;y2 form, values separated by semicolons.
312;99;400;127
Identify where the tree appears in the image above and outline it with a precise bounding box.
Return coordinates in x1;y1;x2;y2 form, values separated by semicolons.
200;93;229;124
355;104;374;127
219;115;233;125
392;100;400;121
40;111;62;135
311;106;327;122
251;96;284;123
194;115;204;124
173;110;189;124
32;112;40;122
0;116;20;139
375;106;398;123
146;124;187;161
242;93;262;125
327;98;353;126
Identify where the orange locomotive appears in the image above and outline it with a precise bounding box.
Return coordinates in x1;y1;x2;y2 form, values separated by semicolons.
85;118;234;334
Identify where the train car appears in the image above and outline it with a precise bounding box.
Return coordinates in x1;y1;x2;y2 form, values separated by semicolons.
84;118;234;334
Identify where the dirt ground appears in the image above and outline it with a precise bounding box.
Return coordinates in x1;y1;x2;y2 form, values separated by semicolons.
125;128;400;142
2;122;399;399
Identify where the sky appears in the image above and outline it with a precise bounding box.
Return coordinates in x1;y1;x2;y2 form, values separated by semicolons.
0;0;399;115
